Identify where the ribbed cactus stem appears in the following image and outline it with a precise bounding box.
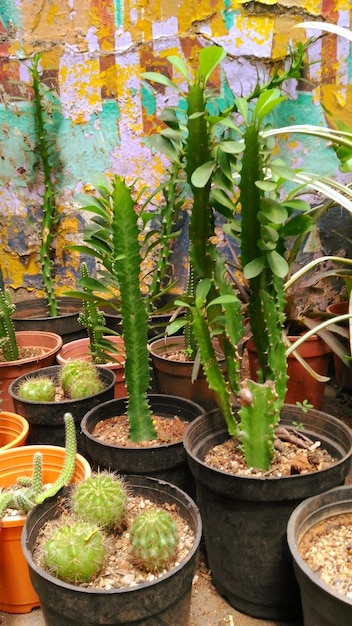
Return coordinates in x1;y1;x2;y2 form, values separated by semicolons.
0;493;14;518
32;452;43;497
13;490;36;513
36;413;77;504
44;523;105;584
130;507;178;571
0;288;18;361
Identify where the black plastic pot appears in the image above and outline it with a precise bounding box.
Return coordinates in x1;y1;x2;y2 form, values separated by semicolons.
81;394;204;495
9;365;116;453
183;405;352;620
12;297;86;344
287;485;352;625
22;475;202;626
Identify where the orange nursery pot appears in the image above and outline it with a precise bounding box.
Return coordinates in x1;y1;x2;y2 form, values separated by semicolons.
56;335;127;399
0;411;29;450
0;445;91;614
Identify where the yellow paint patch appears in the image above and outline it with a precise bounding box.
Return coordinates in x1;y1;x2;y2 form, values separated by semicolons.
320;84;352;129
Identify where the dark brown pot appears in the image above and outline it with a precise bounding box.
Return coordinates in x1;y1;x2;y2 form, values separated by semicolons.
149;336;226;411
246;334;331;409
12;297;86;344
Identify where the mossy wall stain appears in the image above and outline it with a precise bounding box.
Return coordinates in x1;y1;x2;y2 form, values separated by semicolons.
0;0;351;296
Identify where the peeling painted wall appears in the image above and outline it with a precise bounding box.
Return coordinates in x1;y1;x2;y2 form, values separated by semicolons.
0;0;352;296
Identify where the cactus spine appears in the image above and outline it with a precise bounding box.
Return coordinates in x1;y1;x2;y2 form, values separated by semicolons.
18;376;56;402
0;287;19;361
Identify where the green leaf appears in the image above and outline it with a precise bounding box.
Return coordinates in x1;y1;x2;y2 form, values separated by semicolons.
282;199;310;212
270;162;296;181
281;213;313;238
191;160;216;188
207;295;239;307
235;97;249;123
198;46;226;87
254;88;286;123
260;198;288;224
167;55;189;80
141;71;182;94
218;140;244;154
144;134;180;162
195;279;211;308
243;257;265;279
266;249;289;278
255;180;277;191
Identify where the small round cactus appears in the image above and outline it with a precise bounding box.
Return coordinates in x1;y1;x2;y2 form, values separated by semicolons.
44;522;105;584
71;473;127;532
69;375;104;399
59;360;104;398
18;376;56;402
129;508;178;571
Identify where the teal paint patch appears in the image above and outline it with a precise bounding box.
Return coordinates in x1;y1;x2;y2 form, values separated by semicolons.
0;0;21;28
0;100;121;190
113;0;123;29
141;84;156;116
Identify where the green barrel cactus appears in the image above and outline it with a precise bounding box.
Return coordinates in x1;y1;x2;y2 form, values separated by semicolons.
59;359;104;398
71;473;127;532
44;522;105;584
18;376;56;402
129;507;178;571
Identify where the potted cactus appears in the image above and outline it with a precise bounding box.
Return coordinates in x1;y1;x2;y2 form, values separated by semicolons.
8;360;115;451
0;285;63;412
0;413;91;613
64;176;204;493
140;28;352;620
22;471;202;625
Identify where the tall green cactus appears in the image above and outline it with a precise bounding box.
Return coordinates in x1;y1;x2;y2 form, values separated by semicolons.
0;287;19;361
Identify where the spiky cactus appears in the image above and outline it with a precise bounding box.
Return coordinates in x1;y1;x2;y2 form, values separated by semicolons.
59;359;104;398
129;508;178;571
18;376;56;401
44;523;105;583
0;413;77;518
71;473;127;532
0;287;19;361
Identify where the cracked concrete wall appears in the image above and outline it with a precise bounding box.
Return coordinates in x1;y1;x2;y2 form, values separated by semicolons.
0;0;351;297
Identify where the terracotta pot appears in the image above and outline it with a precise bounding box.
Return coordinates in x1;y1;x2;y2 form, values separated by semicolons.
0;445;91;614
0;411;29;450
326;301;352;390
0;331;63;412
56;336;126;399
12;297;87;344
246;334;331;409
149;336;226;411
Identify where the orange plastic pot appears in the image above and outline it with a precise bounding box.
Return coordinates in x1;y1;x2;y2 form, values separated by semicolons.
0;445;91;613
0;331;63;412
0;411;29;450
56;335;127;398
246;334;331;410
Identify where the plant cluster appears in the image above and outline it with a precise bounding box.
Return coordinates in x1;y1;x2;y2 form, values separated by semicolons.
0;412;76;517
17;360;105;401
42;472;178;584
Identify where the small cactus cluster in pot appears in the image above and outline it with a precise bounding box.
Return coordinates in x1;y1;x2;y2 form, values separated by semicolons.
0;413;77;517
17;360;104;401
42;472;179;584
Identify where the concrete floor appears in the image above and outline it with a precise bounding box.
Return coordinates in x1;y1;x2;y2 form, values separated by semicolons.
1;382;351;626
